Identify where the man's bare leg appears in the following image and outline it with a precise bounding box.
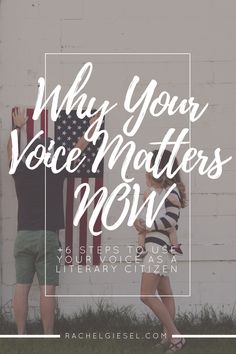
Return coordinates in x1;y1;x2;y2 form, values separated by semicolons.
14;283;31;334
40;286;56;334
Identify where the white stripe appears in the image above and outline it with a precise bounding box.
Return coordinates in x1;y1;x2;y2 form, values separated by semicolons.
87;178;95;249
0;335;60;338
172;334;236;339
20;121;28;151
47;112;54;139
58;179;69;254
73;177;82;254
34;113;41;135
73;177;95;256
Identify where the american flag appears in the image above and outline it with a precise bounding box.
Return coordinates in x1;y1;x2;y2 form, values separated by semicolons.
13;107;104;266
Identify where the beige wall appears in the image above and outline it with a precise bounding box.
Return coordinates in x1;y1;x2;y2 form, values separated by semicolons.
0;0;235;318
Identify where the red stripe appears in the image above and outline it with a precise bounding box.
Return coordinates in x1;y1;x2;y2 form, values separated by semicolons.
41;110;48;137
12;107;21;151
26;108;34;142
65;177;75;265
93;177;104;265
79;177;89;266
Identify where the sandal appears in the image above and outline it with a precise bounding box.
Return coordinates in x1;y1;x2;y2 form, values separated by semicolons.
164;338;186;353
169;244;183;255
154;339;169;350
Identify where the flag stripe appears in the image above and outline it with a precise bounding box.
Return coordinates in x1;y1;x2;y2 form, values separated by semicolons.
93;176;104;265
65;177;75;265
41;110;48;138
26;109;34;142
11;108;21;151
79;177;89;266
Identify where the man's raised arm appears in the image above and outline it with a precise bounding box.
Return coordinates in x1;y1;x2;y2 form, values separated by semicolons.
7;107;28;163
74;112;101;152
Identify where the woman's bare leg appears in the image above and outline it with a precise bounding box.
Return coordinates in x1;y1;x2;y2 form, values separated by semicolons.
140;272;180;341
158;276;176;340
169;229;178;247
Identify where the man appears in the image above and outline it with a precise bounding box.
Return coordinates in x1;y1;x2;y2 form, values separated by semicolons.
7;107;99;334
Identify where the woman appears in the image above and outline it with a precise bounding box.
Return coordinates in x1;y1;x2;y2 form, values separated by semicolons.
134;149;186;353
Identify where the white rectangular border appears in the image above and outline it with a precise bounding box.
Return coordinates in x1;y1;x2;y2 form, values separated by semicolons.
44;52;191;298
